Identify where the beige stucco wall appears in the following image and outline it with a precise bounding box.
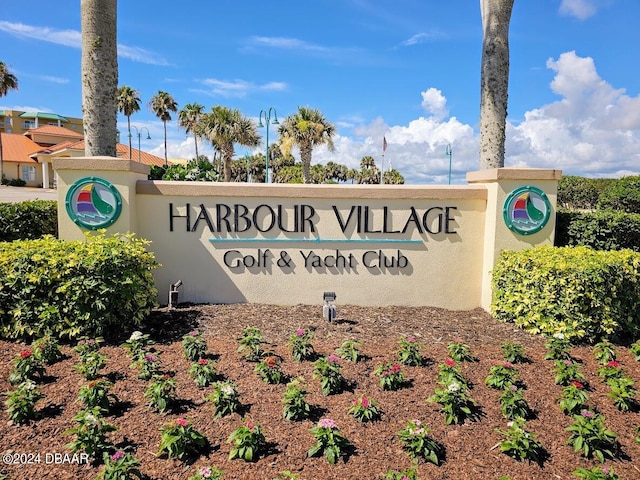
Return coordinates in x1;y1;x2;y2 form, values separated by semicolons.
52;158;561;310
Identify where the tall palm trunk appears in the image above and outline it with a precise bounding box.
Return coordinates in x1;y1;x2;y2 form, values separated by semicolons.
127;115;132;158
222;144;234;181
300;143;313;184
163;120;168;166
479;0;514;169
81;0;118;157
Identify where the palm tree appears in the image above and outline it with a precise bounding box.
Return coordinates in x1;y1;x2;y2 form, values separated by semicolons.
383;169;405;184
278;106;335;184
0;61;18;182
81;0;118;157
117;85;141;159
198;106;260;182
479;0;515;169
149;91;178;166
178;103;204;160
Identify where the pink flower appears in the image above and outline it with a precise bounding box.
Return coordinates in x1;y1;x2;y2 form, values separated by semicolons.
144;354;156;362
176;418;188;427
296;329;306;337
77;340;85;345
361;396;369;408
581;410;594;418
606;361;621;368
110;450;124;461
602;465;610;474
453;338;463;343
391;363;401;373
444;358;456;367
564;359;573;366
318;418;337;429
198;358;208;365
246;420;254;430
407;336;416;343
86;339;95;344
327;354;340;363
20;350;32;359
189;331;199;337
199;467;212;477
502;361;514;368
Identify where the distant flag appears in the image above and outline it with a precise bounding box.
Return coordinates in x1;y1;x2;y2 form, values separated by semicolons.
382;136;387;152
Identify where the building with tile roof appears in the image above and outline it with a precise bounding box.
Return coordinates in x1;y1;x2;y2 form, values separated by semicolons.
1;123;165;188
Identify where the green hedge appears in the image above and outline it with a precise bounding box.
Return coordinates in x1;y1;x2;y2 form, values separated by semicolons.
557;175;614;210
598;175;640;213
555;209;640;252
0;200;58;241
0;233;158;340
492;246;640;343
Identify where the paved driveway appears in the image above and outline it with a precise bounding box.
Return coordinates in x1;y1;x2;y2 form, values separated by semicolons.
0;186;58;203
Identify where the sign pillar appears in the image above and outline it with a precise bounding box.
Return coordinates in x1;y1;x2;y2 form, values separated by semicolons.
466;168;562;310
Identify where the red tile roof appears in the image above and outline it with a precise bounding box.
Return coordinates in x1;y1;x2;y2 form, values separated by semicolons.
24;125;84;140
1;133;42;164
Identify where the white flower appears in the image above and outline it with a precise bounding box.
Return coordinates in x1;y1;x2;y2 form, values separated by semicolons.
129;331;144;341
221;384;235;396
85;413;99;426
507;421;514;427
447;382;460;392
553;333;565;340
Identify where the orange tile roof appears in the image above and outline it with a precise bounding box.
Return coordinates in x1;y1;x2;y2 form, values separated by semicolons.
1;133;42;163
24;125;84;139
48;140;166;167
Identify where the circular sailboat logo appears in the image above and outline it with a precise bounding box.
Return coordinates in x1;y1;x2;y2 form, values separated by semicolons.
65;177;122;230
503;186;551;235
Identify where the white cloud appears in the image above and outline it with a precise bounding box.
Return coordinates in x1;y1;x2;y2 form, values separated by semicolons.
559;0;598;20
198;78;288;98
401;32;438;46
420;88;449;120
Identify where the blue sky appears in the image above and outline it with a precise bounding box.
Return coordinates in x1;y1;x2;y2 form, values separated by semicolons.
1;0;639;184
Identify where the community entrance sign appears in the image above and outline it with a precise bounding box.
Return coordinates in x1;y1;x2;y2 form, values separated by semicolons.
53;158;561;310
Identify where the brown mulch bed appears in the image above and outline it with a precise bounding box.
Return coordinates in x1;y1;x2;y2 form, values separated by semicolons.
1;304;639;480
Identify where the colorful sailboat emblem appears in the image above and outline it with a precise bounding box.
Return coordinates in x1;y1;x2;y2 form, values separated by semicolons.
65;177;122;230
503;186;551;235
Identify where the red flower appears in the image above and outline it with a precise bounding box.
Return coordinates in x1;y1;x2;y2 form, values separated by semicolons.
444;358;456;367
246;420;254;430
391;363;401;373
163;374;170;380
361;396;369;408
198;359;208;365
88;381;96;388
571;381;584;389
175;418;188;427
265;356;277;368
20;350;32;359
606;361;621;368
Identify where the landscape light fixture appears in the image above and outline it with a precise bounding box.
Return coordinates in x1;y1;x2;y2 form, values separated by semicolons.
445;144;453;185
322;291;337;323
168;279;183;309
129;126;151;162
258;107;279;183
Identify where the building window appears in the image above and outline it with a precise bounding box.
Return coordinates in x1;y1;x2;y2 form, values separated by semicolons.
22;166;36;182
5;128;11;134
23;120;36;129
71;124;77;130
4;118;10;126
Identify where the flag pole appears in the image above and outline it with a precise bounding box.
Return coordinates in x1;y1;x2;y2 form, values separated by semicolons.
380;136;387;185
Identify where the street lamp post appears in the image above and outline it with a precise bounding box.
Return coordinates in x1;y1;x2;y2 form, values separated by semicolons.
258;107;279;183
445;144;453;185
129;126;151;162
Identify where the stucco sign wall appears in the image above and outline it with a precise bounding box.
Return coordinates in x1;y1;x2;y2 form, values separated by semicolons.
53;158;561;311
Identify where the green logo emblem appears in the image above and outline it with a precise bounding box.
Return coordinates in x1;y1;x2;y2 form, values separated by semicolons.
503;186;552;235
65;177;122;230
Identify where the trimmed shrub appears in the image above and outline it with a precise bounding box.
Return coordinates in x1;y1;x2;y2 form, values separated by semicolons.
598;175;640;213
0;233;158;340
0;200;58;241
558;176;603;210
492;246;640;342
555;209;640;252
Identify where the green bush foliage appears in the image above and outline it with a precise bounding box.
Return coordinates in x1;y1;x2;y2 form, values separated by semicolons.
555;209;640;252
0;233;158;340
557;176;612;210
598;175;640;213
0;200;58;241
492;246;640;342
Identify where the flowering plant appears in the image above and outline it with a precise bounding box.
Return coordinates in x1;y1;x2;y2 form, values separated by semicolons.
136;353;162;380
254;355;284;384
8;350;45;385
158;418;207;459
73;337;104;361
397;336;423;366
553;359;586;386
282;377;311;421
606;376;637;412
335;339;362;362
593;340;617;365
348;395;381;422
566;410;619;462
500;341;526;364
187;466;224;480
499;385;531;420
189;358;217;388
313;355;345;395
495;417;544;464
397;419;444;464
375;361;405;391
144;374;177;413
207;380;240;418
227;418;266;462
288;328;315;362
64;407;117;458
121;330;154;364
447;338;475;362
4;380;44;424
597;361;624;382
32;335;64;365
558;381;589;416
544;333;571;361
97;450;143;480
236;326;266;361
437;358;470;389
77;379;118;413
428;382;478;425
307;418;351;465
74;351;107;380
573;465;620;480
485;361;519;390
182;330;207;361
